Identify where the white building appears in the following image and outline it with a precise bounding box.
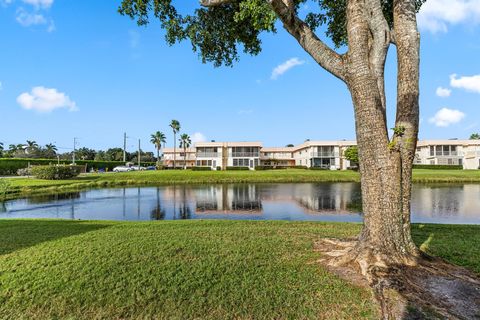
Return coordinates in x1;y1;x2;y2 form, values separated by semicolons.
415;140;480;169
194;141;262;170
292;140;357;169
160;139;480;170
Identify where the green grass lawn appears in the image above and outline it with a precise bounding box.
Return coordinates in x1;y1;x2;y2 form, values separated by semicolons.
3;169;480;200
0;220;478;319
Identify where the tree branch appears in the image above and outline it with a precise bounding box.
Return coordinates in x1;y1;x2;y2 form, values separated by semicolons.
199;0;231;7
364;0;391;110
198;0;345;81
268;0;346;82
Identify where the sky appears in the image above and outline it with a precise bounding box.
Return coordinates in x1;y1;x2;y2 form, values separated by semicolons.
1;0;480;154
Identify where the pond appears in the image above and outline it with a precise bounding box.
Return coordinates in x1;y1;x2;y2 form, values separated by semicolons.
1;183;480;224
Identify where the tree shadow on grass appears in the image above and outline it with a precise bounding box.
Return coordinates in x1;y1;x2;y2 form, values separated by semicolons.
0;220;111;256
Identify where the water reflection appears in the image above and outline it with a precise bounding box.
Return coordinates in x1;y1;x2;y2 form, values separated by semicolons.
1;183;480;224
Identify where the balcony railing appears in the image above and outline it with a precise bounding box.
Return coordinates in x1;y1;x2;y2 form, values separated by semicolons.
196;152;219;158
429;151;462;157
230;152;260;157
260;154;293;159
311;152;339;158
164;155;196;161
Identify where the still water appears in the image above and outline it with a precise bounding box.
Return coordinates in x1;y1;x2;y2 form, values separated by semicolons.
1;183;480;224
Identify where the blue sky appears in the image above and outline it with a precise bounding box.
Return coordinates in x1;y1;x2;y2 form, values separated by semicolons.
1;0;480;154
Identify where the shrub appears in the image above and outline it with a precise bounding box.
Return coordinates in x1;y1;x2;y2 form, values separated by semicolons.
0;178;12;200
17;167;31;176
309;167;329;170
413;164;463;170
255;166;287;170
30;165;83;180
192;167;212;171
216;166;222;171
226;166;249;171
288;166;308;170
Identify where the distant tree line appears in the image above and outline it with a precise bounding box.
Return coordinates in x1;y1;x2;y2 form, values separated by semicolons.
0;119;194;165
0;141;155;162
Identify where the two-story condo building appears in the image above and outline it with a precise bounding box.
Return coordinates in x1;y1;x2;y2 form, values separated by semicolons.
163;147;196;168
190;141;262;170
160;139;480;170
415;140;480;169
293;140;357;169
260;147;296;168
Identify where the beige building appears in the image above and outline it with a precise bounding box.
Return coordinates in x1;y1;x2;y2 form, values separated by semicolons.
163;147;196;168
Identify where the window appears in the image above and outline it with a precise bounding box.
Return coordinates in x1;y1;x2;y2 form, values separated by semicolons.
430;146;434;156
233;159;249;167
448;158;453;165
443;146;450;156
459;159;463;166
435;146;442;156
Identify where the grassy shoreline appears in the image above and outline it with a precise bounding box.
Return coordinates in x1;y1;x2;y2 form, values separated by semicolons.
2;169;480;200
0;220;478;319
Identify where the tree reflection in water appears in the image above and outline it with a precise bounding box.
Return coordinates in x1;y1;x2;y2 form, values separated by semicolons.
150;187;166;220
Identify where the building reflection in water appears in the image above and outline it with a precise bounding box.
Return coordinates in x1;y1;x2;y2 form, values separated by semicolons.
411;184;480;222
194;184;262;215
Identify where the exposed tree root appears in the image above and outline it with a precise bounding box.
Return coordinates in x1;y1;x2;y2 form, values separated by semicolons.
315;238;480;320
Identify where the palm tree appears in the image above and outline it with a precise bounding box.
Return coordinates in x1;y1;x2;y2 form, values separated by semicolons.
150;131;167;166
44;143;58;159
169;120;181;168
25;140;38;154
8;144;17;152
0;142;3;158
45;143;58;153
470;133;480;140
179;133;191;170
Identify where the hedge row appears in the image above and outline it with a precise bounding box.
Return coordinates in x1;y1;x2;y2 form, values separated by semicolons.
0;158;156;176
413;164;463;170
31;165;83;180
226;166;250;171
254;166;288;171
191;167;212;171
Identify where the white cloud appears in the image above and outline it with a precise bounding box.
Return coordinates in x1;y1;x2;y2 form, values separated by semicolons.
417;0;480;33
17;86;77;113
16;8;47;26
271;58;305;80
191;132;207;144
436;86;451;97
22;0;53;9
429;108;465;127
450;74;480;93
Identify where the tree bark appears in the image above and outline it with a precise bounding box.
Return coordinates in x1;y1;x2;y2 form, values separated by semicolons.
342;0;419;265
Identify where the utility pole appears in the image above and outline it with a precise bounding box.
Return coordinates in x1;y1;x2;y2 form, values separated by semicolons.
73;137;78;165
123;132;127;163
138;139;141;168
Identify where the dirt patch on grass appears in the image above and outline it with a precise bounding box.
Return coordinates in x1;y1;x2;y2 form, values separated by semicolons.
315;239;480;319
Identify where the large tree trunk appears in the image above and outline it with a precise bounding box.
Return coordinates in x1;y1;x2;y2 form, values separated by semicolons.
342;0;419;268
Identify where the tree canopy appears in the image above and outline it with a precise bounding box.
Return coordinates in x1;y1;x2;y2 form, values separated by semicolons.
119;0;424;67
